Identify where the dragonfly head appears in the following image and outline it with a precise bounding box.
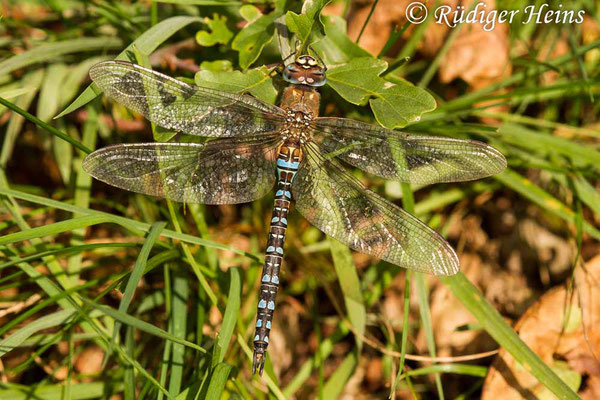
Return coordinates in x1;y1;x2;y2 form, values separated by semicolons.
282;55;327;87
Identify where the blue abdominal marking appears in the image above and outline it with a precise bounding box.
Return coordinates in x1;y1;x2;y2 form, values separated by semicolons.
277;159;300;169
256;320;262;327
258;299;266;309
267;301;275;310
262;274;271;282
266;321;271;329
271;275;279;284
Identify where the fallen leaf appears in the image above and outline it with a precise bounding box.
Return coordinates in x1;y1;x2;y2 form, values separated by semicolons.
481;254;600;399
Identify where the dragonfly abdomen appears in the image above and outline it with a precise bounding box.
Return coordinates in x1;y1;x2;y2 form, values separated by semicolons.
252;144;302;375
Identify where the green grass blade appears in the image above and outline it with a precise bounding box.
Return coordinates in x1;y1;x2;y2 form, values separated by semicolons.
0;382;123;400
111;222;166;348
401;181;444;398
495;169;600;240
0;187;258;259
86;302;206;353
321;350;358;399
205;363;233;399
0;309;76;356
0;37;123;76
0;214;109;246
214;267;241;364
168;267;189;396
55;16;203;118
328;238;366;350
0;97;92;154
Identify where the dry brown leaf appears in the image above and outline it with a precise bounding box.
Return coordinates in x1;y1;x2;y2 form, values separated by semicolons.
74;346;104;375
481;254;600;399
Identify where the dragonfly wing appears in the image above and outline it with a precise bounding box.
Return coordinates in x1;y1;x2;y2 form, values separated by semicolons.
292;143;459;275
313;117;506;186
90;61;286;137
83;137;281;204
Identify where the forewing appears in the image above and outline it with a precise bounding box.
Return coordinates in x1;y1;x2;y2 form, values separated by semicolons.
90;61;286;137
292;143;459;275
83;137;281;204
313;117;506;186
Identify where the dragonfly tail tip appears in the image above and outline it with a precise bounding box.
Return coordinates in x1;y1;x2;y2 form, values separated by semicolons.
252;351;265;376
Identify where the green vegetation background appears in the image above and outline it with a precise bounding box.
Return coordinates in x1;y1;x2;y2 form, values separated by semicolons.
0;0;598;399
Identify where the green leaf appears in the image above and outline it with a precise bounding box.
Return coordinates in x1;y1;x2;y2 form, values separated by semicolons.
239;4;261;22
196;14;233;47
199;59;233;72
55;16;203;119
312;15;372;65
0;37;123;76
326;57;436;128
285;0;328;49
232;0;285;69
195;66;277;103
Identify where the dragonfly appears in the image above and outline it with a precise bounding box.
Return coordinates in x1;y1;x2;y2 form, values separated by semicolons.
83;55;506;375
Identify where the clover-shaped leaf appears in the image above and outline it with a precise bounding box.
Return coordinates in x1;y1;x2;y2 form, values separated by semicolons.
327;58;436;128
196;14;233;47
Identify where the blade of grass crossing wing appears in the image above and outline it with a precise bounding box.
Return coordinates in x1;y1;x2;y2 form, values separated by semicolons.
110;222;166;350
328;238;366;351
55;16;203;118
401;182;444;399
169;266;189;396
440;273;579;399
214;267;241;365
